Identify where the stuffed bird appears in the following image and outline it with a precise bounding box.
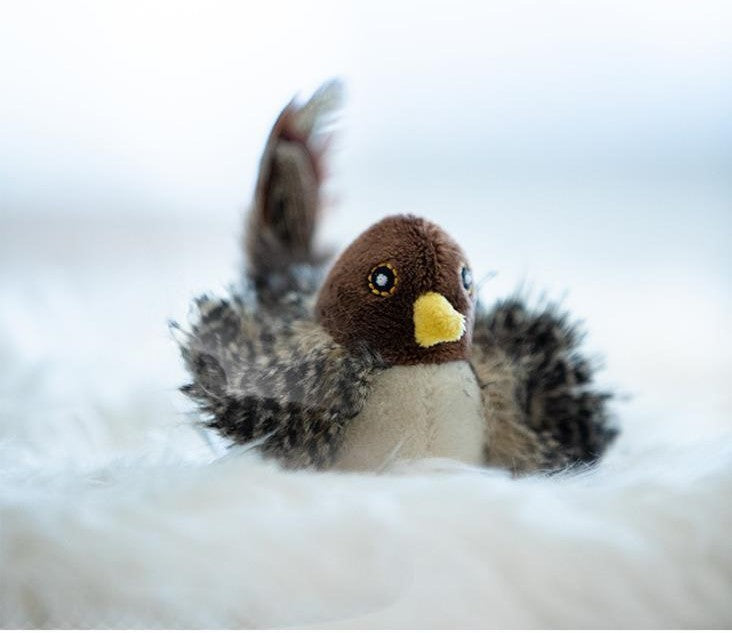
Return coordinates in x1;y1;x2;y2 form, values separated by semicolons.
176;81;617;474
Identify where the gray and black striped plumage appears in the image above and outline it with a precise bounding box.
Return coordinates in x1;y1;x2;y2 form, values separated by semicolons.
472;299;616;474
178;293;385;468
176;81;617;473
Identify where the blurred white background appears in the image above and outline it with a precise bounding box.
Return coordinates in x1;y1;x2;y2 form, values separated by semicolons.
1;0;730;456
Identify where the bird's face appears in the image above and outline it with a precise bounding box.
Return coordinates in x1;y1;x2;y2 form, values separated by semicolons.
315;214;475;365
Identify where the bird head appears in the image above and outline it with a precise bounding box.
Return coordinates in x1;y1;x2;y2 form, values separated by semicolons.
315;214;475;365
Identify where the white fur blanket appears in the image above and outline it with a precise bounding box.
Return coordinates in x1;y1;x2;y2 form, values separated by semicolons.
1;218;731;628
2;364;731;628
2;419;731;628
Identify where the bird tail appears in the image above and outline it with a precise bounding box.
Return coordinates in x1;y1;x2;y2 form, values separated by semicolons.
473;297;618;474
244;79;343;306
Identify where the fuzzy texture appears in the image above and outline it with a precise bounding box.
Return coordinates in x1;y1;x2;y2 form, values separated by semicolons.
176;293;385;469
178;288;616;473
332;361;485;470
246;80;340;306
178;85;617;473
316;214;475;366
473;298;618;473
2;425;731;628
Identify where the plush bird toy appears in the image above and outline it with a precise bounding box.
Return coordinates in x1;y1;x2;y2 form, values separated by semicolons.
176;81;617;474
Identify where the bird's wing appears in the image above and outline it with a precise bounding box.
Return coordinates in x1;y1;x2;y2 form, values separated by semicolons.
245;79;343;307
470;298;617;474
174;293;384;469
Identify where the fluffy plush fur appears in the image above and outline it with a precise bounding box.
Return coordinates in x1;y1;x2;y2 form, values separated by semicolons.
473;299;618;473
176;294;384;469
316;214;474;366
2;424;731;628
332;361;485;470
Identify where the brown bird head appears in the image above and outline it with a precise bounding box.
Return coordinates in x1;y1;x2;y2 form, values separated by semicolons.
315;214;476;366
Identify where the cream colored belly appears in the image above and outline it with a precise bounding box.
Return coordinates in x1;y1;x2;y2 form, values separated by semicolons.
332;361;485;471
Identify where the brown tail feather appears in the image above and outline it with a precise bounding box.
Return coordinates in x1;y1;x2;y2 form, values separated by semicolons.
245;80;342;305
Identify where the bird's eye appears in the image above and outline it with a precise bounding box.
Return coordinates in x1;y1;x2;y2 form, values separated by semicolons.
368;263;398;297
461;265;473;293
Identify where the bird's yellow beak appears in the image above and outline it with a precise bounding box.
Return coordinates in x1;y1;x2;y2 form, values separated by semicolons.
413;292;466;348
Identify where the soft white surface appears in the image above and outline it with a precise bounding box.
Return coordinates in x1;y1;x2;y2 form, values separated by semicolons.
1;400;731;628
